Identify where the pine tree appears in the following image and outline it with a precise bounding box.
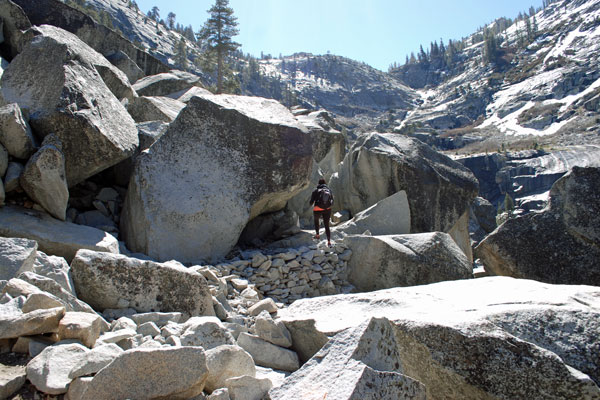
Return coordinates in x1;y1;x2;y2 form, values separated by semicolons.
167;12;176;30
175;38;188;70
149;6;159;22
198;0;240;93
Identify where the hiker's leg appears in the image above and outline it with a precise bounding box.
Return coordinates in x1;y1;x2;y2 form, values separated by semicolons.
323;209;332;243
313;211;320;238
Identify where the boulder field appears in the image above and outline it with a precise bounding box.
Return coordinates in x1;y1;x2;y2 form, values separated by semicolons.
0;2;597;399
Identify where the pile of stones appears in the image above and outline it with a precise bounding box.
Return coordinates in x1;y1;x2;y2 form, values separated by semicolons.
212;242;354;305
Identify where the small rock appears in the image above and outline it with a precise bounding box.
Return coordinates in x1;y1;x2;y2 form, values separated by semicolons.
204;344;256;393
225;375;272;400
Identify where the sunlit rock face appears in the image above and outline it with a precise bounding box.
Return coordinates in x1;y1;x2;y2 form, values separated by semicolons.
121;94;312;263
278;277;600;399
475;166;600;285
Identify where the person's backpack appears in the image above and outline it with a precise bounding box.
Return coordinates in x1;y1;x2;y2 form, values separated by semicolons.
316;186;334;208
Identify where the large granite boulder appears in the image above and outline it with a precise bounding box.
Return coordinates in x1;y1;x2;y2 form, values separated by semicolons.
70;250;214;317
475;166;600;285
0;25;138;186
270;318;426;400
121;94;312;262
342;232;472;291
68;347;209;400
132;70;202;97
330;132;478;257
10;0;169;77
0;206;119;262
279;277;600;398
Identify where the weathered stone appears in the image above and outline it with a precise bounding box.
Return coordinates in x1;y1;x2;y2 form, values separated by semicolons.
57;311;105;348
26;342;88;395
248;298;278;317
32;251;74;295
20;135;69;220
476;166;600;285
179;316;235;350
121;94;312;262
0;298;64;339
254;311;292;348
0;103;36;160
18;271;96;314
21;292;63;313
3;161;23;192
204;344;256;393
68;343;123;379
225;375;272;400
69;347;209;400
94;329;137;347
0;236;37;281
137;321;160;337
70;250;214;317
330;132;478;257
1;278;39;298
127;95;186;123
343;232;472;292
269;318;426;400
1;25;138;186
0;206;119;262
133;70;202;97
237;333;299;372
0;363;26;399
334;190;411;236
279;277;600;397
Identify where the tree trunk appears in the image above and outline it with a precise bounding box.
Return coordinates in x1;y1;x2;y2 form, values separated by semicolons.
217;48;223;94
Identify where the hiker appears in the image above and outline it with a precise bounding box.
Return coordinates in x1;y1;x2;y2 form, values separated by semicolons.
310;178;334;247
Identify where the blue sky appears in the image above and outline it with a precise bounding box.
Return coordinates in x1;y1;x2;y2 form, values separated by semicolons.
136;0;544;71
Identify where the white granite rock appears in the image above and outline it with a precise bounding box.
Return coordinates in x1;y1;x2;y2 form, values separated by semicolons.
253;311;292;348
237;333;299;372
225;375;272;400
205;344;256;393
68;347;209;399
58;311;106;348
26;342;89;395
180;316;235;350
68;343;124;379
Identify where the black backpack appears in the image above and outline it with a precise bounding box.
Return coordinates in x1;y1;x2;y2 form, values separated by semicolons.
316;186;334;208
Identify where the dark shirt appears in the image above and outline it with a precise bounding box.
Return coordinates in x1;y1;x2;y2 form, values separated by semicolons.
310;184;333;209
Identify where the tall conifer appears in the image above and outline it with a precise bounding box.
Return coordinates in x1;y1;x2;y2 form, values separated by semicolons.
198;0;240;93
